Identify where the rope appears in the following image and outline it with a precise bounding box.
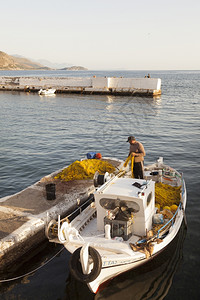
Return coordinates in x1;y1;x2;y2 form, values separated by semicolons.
123;154;131;168
123;155;134;178
0;246;65;283
66;197;93;220
131;156;134;178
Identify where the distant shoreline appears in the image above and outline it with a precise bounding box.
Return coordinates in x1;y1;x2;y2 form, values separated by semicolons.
0;51;88;71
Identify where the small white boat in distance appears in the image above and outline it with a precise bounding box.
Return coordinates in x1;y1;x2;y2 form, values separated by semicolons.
46;157;187;294
38;88;56;95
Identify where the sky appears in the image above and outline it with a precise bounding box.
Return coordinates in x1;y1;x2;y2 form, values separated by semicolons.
1;0;200;70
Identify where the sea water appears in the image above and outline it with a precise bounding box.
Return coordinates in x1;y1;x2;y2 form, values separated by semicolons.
0;70;200;299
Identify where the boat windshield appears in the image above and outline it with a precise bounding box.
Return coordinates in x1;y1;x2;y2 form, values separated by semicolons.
99;198;140;213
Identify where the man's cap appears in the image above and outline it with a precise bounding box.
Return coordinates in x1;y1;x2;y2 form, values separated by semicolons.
127;136;136;142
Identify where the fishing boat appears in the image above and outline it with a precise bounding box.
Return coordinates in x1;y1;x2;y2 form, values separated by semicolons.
46;157;187;294
38;88;56;95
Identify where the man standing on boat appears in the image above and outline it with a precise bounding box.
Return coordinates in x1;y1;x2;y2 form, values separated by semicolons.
127;136;146;179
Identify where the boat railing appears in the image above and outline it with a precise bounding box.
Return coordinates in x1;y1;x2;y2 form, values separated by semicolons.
63;194;95;223
157;202;182;238
157;173;185;238
46;195;95;240
181;173;185;198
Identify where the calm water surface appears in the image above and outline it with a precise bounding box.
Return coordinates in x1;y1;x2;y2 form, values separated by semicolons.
0;70;200;299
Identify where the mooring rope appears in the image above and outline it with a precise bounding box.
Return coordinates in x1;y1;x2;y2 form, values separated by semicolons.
0;246;65;283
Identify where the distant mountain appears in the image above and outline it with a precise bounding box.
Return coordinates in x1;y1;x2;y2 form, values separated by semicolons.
36;59;72;69
60;66;88;71
35;60;88;70
0;51;88;71
0;51;50;70
12;55;50;70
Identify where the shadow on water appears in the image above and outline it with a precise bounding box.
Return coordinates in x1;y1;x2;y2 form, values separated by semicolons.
0;243;71;300
64;222;186;300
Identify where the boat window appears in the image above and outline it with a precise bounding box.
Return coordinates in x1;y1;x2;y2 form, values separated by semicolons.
100;198;140;213
147;192;153;206
100;198;117;210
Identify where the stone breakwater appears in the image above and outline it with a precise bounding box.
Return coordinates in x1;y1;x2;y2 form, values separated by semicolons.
0;76;161;96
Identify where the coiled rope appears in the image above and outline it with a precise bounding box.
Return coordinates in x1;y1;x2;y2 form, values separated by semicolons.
0;246;65;283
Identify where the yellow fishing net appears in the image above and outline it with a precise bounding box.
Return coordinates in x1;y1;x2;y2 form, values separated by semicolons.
54;159;116;181
155;182;181;209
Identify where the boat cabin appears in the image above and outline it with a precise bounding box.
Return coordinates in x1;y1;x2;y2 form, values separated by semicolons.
94;177;155;239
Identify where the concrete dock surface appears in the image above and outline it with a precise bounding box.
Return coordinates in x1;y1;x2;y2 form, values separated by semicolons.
0;169;94;273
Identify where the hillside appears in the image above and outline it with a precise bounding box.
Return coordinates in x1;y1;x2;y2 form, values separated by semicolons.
0;51;88;71
13;56;50;70
0;51;49;70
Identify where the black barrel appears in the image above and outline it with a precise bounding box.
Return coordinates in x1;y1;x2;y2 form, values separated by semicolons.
46;183;56;200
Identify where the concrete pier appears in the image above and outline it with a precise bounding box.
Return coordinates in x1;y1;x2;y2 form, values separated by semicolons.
0;172;93;273
0;159;121;273
0;76;161;96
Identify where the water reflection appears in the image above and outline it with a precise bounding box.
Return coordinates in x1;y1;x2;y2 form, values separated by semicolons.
65;222;186;300
106;96;114;112
38;94;56;98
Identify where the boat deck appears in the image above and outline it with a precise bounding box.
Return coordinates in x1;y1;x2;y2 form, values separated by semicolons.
81;217;140;244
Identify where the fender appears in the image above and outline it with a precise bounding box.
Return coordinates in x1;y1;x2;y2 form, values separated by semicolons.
69;246;102;283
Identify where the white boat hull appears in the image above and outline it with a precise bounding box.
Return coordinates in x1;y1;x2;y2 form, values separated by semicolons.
47;157;187;294
38;88;56;95
65;199;185;293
